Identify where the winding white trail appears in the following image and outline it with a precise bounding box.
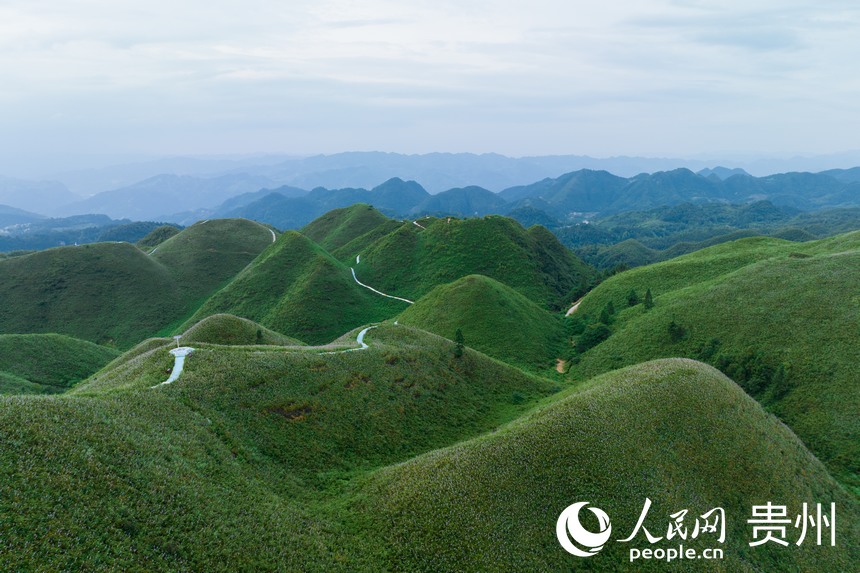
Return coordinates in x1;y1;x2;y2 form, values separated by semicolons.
151;324;384;388
153;347;195;387
350;268;414;304
565;298;584;316
269;229;277;242
412;220;426;229
356;254;360;264
318;326;381;355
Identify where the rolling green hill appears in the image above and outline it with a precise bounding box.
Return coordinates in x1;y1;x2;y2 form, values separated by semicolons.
182;231;406;344
1;204;855;571
360;358;858;572
0;242;186;347
0;325;561;570
3;336;853;571
188;210;592;346
0;220;276;348
397;274;565;368
0;371;60;395
151;218;276;305
136;224;181;249
180;314;305;346
0;334;119;394
357;215;594;310
568;232;860;491
301;203;391;252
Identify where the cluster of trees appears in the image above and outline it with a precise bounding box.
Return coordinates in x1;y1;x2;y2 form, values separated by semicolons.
695;338;792;405
562;287;654;361
559;288;793;408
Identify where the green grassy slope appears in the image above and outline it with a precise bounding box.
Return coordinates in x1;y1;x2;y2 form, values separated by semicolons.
2;329;854;570
569;232;860;491
1;325;558;570
329;218;403;263
0;242;185;347
0;371;60;395
0;220;275;348
301;203;390;252
357;215;594;310
180;314;305;346
359;359;859;572
0;334;119;394
151;218;275;305
185;211;591;347
397;274;565;368
136;224;181;249
182;231;405;344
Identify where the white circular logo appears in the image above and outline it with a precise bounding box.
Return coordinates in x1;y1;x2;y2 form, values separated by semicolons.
556;502;612;557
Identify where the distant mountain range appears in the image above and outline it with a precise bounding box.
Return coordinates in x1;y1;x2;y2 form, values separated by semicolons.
62;173;277;220
0;212;174;252
19;151;725;196
5;165;860;253
4;156;860;234
4;150;860;212
0;204;45;227
0;176;80;214
206;168;860;231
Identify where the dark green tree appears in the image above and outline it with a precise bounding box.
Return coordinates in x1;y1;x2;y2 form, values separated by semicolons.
564;316;586;337
454;328;465;358
599;307;611;325
770;364;792;401
626;289;640;307
644;288;654;309
668;319;686;343
598;301;615;325
577;323;611;353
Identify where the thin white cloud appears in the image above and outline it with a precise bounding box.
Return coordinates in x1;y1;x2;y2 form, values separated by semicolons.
0;0;859;159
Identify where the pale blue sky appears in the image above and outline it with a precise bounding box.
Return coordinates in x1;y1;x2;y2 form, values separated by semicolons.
2;1;859;160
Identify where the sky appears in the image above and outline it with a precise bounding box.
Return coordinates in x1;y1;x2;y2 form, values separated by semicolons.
2;0;860;165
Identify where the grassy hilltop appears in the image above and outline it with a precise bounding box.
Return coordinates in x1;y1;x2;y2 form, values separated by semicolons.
179;314;306;346
568;232;860;492
188;206;592;355
397;274;565;368
360;359;859;572
182;230;407;344
0;219;274;348
0;242;185;347
302;203;394;252
0;323;562;571
1;325;855;571
150;218;276;304
356;214;593;310
0;334;119;394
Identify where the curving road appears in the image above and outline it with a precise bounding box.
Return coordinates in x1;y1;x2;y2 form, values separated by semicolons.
565;298;584;316
152;324;384;389
350;268;414;304
321;326;378;354
153;347;195;387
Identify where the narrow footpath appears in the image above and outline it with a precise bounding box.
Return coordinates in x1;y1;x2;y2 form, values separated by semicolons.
350;268;414;304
